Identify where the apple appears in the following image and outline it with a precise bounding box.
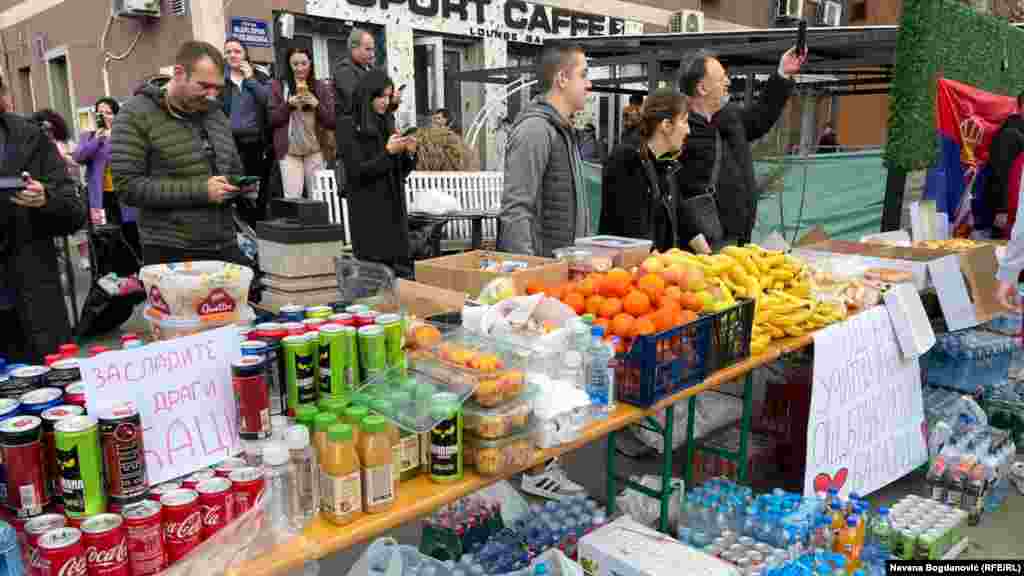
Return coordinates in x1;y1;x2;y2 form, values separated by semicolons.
641;257;664;275
661;263;684;286
684;264;706;291
695;290;714;311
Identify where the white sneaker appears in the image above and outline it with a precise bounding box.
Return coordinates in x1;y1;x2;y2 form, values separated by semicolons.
521;459;585;501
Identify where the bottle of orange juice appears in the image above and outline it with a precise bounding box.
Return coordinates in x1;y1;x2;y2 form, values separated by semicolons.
831;499;846;550
837;516;861;573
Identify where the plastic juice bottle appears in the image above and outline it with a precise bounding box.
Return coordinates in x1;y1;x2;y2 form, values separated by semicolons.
925;456;947;501
837;516;860;572
831;502;846;549
313;412;338;462
358;415;396;513
343;405;369;447
320;423;362;525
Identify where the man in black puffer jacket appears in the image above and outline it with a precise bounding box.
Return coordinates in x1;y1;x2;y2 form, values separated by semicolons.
677;48;804;245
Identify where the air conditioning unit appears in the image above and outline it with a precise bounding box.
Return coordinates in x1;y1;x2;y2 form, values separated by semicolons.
777;0;803;19
818;0;842;26
113;0;160;18
670;10;705;33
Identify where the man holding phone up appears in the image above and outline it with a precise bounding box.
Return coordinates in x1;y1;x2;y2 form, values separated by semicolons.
0;72;86;362
111;41;247;265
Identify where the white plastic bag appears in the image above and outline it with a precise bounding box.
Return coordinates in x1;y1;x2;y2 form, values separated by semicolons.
615;475;684;530
410;189;461;214
630;391;743;453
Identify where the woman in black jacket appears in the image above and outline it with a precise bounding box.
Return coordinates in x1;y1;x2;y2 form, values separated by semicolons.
340;71;418;276
600;89;706;252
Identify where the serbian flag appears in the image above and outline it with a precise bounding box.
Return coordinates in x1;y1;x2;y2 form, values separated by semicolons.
934;78;1017;236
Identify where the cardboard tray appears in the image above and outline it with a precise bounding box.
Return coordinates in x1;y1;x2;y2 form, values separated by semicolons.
414;250;568;298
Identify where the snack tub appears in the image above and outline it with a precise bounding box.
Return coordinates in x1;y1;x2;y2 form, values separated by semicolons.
463;397;532;439
924;328;1015;394
144;305;255;341
408;329;531;407
140;261;254;323
464;431;532;476
615;314;713;408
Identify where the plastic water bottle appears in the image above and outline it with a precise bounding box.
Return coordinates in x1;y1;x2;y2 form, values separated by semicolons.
262;442;296;534
869;507;890;554
286;425;319;528
587;327;613;418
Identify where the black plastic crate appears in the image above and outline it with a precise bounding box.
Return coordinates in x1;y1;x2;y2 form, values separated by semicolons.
615;315;713;407
706;298;755;372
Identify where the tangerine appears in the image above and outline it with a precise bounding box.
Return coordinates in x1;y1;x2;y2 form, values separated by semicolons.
637;274;666;300
634;318;657;336
525;280;546;296
599;297;623;319
545;284;566;301
578;277;596;298
663;285;683;303
623;290;652;317
653;307;675;332
585;294;605;316
612;313;636;338
564;292;586;315
680;291;702;312
680;310;698;324
607;267;631;285
604;277;631;298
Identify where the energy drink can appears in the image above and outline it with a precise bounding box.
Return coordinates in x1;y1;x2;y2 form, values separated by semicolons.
318;325;349;398
55;415;107;518
376;314;405;371
48;359;81;389
429;393;463;483
232;356;271;440
283;335;316;415
19;388;64;417
0;415;49;517
278;305;305;323
41;405;85;509
358;325;387;381
98;402;148;504
305;305;332;320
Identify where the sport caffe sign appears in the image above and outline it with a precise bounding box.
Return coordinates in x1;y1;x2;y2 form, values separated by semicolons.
345;0;632;44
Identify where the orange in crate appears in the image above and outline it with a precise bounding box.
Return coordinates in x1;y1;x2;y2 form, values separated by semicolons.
634;317;656;336
599;297;623;319
637;274;666;301
578;277;596;297
623;291;652;317
585;294;605;316
525;280;546;295
612;313;636;338
563;292;585;315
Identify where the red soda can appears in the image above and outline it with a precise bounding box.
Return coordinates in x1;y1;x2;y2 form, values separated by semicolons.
58;344;80;359
355;311;379;327
147;482;181;503
196;477;233;540
63;384;86;410
44;355;61;368
181;470;215;491
121;500;165;576
159;489;201;563
329;313;355;327
213;457;247;478
80;514;129;576
87;347;109;358
118;335;138;347
282;322;305;337
25;513;66;575
0;415;50;517
228;467;264;516
232;356;271;440
37;527;87;576
97;402;148;505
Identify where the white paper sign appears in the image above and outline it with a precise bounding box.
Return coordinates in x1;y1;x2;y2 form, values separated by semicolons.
79;326;242;485
927;255;979;332
805;307;928;497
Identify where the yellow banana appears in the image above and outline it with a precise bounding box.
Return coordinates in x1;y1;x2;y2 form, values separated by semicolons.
783;325;806;337
763;323;786;339
772;308;814;326
772;269;795;281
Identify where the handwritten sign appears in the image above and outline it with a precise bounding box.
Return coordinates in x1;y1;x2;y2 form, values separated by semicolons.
79;326;242;485
805;306;928;497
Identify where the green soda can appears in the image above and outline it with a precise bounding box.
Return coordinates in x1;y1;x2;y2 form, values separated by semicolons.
318;325;349;397
340;326;359;389
55;415;107;517
429;392;463;483
283;334;317;415
350;391;371;407
295;404;319;431
322;396;350;419
305;305;332;320
358;325;387;381
376;314;405;368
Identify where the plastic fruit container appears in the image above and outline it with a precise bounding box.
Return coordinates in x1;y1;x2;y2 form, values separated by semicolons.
463;398;531;439
144;306;202;341
357;362;477;433
464;431;532;476
408;330;531;407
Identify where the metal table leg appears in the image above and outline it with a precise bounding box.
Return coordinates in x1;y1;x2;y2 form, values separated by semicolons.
688;372;756;485
738;372;754;483
606;429;617;517
684;396;697;491
616;410;677;533
471;218;483;250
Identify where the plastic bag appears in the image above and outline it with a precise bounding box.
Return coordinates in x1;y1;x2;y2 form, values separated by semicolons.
615;475;684;531
410;189;461;215
477;277;517;305
630;391;743;453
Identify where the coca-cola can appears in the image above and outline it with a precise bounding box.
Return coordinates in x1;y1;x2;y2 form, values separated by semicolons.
213;457;246;478
37;527;87;576
196;477;234;541
228;467;264;516
63;383;86;410
181;470;216;491
146;482;181;503
159;489;201;564
25;513;66;575
122;500;164;576
80;514;129;576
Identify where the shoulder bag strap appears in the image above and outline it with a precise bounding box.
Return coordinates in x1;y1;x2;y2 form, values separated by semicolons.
707;130;723;196
640;152;678;246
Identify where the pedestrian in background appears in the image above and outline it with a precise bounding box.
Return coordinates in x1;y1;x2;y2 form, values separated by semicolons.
223;37;270;221
111;41;246;265
0;73;87;362
270;47;336;199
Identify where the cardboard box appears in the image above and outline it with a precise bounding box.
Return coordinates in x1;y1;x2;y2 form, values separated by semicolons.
578;517;738;576
793;239;1001;331
393;279;466;319
414;250;568;298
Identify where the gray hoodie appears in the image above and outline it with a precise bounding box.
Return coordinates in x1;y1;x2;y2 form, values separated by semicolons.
499;97;590;257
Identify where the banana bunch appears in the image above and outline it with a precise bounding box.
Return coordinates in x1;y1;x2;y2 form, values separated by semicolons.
716;245;813;299
750;292;847;354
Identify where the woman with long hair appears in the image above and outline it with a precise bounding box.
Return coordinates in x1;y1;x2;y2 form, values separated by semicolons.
600;89;705;252
33;109;76;176
340;71;418;275
269;47;335;198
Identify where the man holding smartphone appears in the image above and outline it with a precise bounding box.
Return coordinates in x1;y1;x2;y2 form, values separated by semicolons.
0;72;87;362
111;41;246;266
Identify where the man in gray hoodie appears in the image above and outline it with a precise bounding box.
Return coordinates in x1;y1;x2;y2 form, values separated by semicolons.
500;44;593;257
